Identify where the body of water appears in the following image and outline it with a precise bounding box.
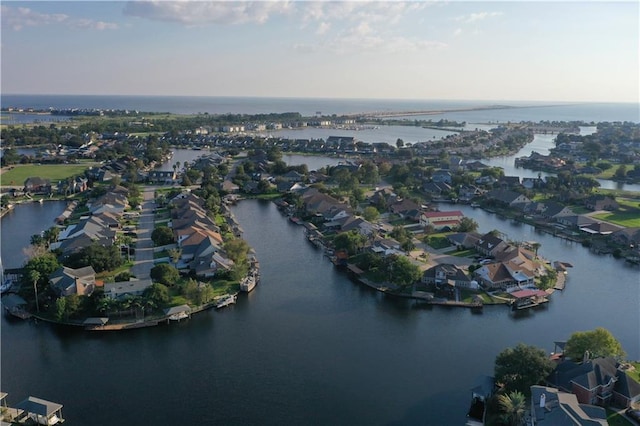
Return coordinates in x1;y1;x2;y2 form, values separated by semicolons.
0;200;67;268
1;198;638;425
2;94;638;123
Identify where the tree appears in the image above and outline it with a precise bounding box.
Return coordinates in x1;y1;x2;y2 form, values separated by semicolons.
396;138;404;148
456;217;479;233
151;225;174;246
223;239;250;263
28;269;41;313
383;255;421;288
614;164;628;180
497;391;526;426
362;206;380;222
150;263;180;286
143;283;170;309
564;327;625;361
333;230;367;256
494;343;554;395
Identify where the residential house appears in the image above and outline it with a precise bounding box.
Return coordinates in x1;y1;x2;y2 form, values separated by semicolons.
611;227;640;247
421;264;475;288
475;233;509;257
530;385;608;425
556;215;599;229
104;279;153;300
585;195;619;211
49;266;96;297
147;170;177;184
390;199;422;217
474;261;535;291
422;181;452;198
370;238;403;256
579;221;624;236
336;216;376;236
447;232;482;249
432;170;452;184
420;210;464;231
541;201;574;220
547;357;640;408
23;177;51;194
485;189;532;209
281;170;305;182
221;180;240;193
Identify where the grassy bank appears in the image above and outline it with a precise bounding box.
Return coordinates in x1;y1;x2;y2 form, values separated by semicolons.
1;163;99;186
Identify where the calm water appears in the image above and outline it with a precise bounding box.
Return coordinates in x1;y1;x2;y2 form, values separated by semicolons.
0;200;67;268
2;94;638;123
1;198;639;425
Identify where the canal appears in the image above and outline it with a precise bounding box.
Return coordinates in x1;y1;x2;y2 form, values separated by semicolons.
1;197;638;425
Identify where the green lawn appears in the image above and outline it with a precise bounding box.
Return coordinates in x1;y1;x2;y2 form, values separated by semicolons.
450;248;477;258
592;203;640;228
426;235;452;249
607;408;633;426
1;163;98;186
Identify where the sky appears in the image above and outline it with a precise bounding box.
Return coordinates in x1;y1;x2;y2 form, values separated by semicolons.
1;1;638;103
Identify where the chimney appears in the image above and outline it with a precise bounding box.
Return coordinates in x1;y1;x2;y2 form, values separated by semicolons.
540;393;546;408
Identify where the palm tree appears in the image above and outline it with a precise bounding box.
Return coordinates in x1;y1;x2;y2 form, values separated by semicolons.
531;242;541;259
497;391;527;426
28;270;41;313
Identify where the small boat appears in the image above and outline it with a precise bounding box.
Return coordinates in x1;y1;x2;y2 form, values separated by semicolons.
470;203;480;208
216;294;237;309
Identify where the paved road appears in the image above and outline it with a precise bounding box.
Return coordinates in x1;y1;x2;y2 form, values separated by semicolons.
130;187;157;280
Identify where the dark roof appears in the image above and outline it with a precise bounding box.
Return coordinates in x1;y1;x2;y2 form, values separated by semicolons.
1;294;27;308
16;396;63;417
614;371;640;400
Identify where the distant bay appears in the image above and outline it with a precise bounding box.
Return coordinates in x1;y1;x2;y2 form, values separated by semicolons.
2;94;638;123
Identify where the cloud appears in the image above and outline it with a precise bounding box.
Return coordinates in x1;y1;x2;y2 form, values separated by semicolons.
455;11;503;24
1;5;118;31
316;21;331;35
453;27;462;36
123;1;293;26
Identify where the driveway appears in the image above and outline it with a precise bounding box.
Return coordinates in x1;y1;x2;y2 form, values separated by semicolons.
130;186;157;280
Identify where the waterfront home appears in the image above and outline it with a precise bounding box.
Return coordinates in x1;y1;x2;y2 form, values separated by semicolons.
421;264;475;289
49;266;96;297
191;252;235;278
422;181;452;198
585;195;620;211
579;221;624;236
23;177;51;194
221;179;240;193
419;210;464;231
281;170;305;182
104;279;152;300
55;216;117;246
179;229;224;262
611;227;640;247
556;215;599;230
485;189;532;209
334;216;376;236
370;238;403;257
447;232;481;249
530;385;608;425
474;261;535;290
540;201;574;220
389;198;422;217
546;357;640;408
475;233;509;257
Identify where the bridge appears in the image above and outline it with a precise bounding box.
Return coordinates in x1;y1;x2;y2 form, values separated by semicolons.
344;104;520;118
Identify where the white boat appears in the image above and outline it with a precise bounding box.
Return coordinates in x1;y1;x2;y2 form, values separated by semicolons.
216;294;237;309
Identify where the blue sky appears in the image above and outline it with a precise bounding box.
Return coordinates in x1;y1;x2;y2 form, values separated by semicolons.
1;1;638;102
